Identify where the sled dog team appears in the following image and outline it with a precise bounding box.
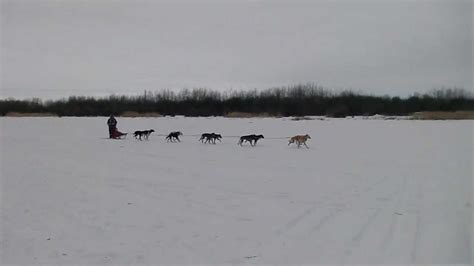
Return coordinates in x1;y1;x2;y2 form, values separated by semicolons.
109;115;311;148
132;130;311;148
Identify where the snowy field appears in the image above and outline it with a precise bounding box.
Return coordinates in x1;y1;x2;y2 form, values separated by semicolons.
1;117;472;265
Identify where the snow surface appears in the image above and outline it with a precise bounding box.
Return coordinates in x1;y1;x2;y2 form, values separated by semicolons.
1;117;472;265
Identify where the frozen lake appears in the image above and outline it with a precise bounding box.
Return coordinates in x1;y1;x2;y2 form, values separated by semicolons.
1;117;472;265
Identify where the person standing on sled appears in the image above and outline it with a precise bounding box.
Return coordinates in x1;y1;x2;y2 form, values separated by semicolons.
107;115;117;138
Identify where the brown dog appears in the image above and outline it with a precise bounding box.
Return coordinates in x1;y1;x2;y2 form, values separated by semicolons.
288;134;311;148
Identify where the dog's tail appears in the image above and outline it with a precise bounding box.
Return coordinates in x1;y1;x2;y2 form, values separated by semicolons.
288;138;294;145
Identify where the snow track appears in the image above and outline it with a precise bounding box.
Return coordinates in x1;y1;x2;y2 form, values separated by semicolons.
1;117;472;265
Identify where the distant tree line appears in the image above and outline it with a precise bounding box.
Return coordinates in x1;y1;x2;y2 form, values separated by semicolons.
1;84;473;117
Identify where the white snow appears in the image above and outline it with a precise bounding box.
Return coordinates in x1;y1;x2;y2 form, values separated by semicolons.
1;117;472;265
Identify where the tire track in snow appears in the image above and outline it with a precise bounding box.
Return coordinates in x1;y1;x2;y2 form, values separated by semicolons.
341;207;382;263
411;209;421;262
275;202;322;236
274;189;351;236
275;175;391;237
376;173;425;263
380;175;408;252
307;208;341;234
305;177;401;248
255;175;396;263
410;180;423;263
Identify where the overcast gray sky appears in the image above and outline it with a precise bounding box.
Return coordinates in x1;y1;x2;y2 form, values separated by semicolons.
1;0;472;99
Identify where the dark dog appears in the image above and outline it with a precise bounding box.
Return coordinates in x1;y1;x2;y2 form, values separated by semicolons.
133;129;154;140
199;133;222;144
238;134;264;146
166;131;183;142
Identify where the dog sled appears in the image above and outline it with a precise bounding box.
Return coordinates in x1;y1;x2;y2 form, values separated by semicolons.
110;128;127;139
